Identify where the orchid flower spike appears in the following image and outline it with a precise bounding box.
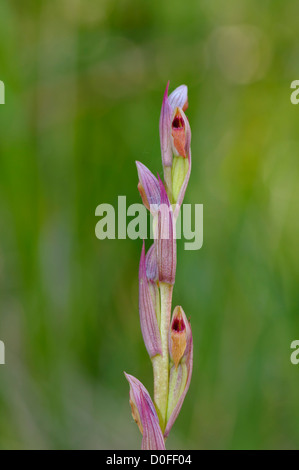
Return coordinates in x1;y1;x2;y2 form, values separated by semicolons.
126;82;194;450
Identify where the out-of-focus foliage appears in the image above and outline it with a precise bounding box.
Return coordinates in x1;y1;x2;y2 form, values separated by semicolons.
0;0;299;449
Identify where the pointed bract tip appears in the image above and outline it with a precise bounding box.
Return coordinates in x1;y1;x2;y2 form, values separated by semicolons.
164;81;170;97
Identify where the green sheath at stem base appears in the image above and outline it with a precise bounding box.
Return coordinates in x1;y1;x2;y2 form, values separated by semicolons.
152;282;173;432
163;166;173;204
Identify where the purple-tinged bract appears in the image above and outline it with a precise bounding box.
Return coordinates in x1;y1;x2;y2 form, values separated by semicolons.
139;241;162;358
124;373;166;450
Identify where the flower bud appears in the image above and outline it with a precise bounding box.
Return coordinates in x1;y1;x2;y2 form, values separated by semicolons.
171;107;189;158
169;306;187;368
124;373;166;450
159;83;189;169
158;83;192;218
164;306;193;438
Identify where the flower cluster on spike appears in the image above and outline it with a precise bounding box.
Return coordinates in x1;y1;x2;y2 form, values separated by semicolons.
124;82;193;450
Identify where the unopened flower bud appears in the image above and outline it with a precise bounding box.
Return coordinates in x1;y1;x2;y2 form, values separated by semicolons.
158;83;192;217
171;108;189;158
160;85;190;164
170;306;187;368
125;373;166;450
164;305;193;438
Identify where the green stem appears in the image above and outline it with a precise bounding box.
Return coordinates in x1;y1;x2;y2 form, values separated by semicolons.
152;282;173;432
163;166;173;204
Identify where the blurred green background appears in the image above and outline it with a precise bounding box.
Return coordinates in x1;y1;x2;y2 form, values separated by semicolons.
1;0;299;450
